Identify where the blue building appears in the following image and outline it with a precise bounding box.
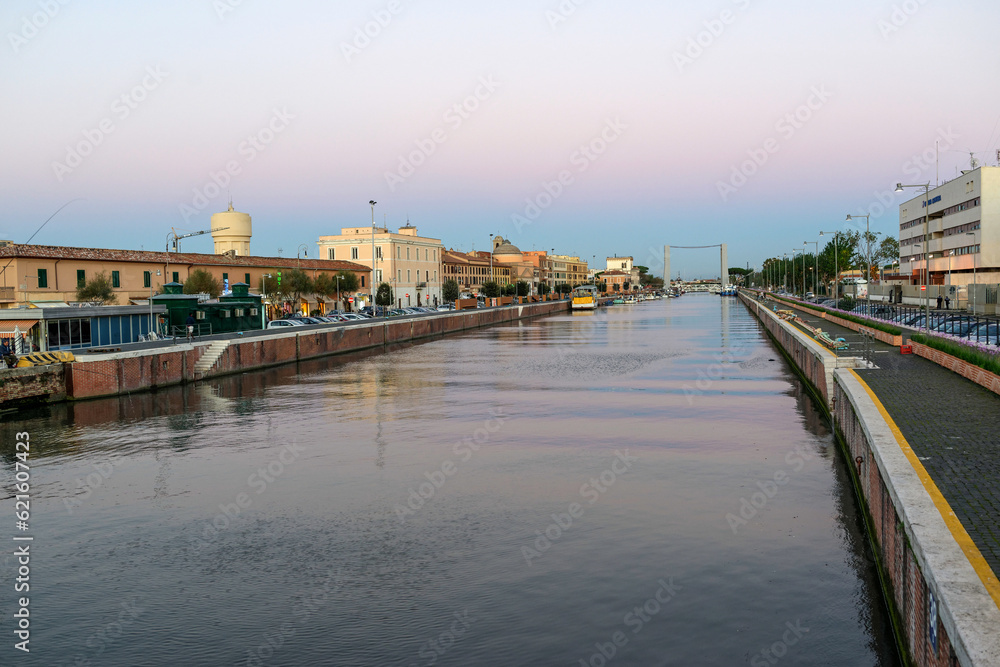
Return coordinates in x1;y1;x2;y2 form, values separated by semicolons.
0;304;167;352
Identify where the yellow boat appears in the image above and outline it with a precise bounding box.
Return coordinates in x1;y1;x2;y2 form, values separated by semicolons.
571;285;599;310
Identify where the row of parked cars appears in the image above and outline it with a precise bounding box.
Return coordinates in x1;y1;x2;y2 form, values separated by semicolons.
265;304;455;329
782;292;1000;343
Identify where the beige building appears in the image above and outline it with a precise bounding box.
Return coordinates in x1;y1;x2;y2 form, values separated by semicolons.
0;245;370;315
546;254;589;289
318;224;444;307
898;165;999;286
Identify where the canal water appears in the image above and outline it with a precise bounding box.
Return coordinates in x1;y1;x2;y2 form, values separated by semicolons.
0;297;899;666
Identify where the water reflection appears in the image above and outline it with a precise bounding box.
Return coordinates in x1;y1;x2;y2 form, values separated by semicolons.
0;297;898;666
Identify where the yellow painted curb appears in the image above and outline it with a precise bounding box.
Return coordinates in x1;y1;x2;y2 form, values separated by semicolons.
849;369;1000;610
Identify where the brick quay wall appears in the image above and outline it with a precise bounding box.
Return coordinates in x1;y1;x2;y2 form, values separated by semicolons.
738;290;1000;666
59;300;570;402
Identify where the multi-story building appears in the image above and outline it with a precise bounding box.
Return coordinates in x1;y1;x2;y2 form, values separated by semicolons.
898;166;999;286
318;223;444;307
605;255;641;286
442;250;510;294
546;255;589;289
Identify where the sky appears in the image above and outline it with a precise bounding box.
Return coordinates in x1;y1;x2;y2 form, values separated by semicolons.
3;0;1000;279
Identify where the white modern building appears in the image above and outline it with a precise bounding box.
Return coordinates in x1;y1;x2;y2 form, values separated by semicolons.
899;166;1000;287
317;224;444;307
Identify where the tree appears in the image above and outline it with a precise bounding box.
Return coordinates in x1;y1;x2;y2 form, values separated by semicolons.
183;269;221;298
538;283;551;296
556;283;572;295
515;280;530;297
76;271;117;305
481;281;501;298
873;236;900;276
442;279;460;302
283;269;313;304
622;280;630;292
375;282;394;307
334;270;360;295
501;283;516;296
313;273;336;305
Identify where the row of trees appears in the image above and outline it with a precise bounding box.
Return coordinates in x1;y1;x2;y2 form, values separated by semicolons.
75;269;362;307
760;231;900;292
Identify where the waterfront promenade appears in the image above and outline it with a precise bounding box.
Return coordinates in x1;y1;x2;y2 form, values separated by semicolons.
761;295;1000;581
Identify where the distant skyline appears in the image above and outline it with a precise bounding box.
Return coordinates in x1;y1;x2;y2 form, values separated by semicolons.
3;0;1000;278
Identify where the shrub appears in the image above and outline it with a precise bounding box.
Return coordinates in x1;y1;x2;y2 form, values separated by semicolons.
911;332;1000;376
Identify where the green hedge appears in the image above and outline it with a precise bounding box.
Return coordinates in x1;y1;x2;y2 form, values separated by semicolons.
911;333;1000;376
767;294;902;336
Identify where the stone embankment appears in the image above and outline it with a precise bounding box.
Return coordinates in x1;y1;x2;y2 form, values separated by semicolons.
1;301;569;406
739;290;1000;666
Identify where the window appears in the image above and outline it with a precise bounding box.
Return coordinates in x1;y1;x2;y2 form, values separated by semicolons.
434;271;437;281
407;270;411;282
233;308;245;317
222;272;228;282
37;268;47;288
361;276;365;288
328;248;335;260
250;308;259;316
245;273;251;285
425;249;428;261
112;271;120;288
406;247;410;260
172;272;179;283
376;269;382;282
426;271;429;281
143;271;151;288
195;311;206;320
397;247;401;259
220;310;231;318
398;270;402;282
77;269;86;288
375;246;383;259
351;247;359;260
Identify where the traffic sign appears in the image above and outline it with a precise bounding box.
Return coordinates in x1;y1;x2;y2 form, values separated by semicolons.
920;286;926;291
348;297;354;303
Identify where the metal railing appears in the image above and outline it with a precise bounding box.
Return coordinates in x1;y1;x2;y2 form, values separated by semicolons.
849;299;999;346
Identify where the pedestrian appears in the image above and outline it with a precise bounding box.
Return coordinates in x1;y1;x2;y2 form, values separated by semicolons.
185;313;196;342
945;295;951;310
936;295;943;310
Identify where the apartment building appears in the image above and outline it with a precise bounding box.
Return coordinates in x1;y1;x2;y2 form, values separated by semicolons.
318;224;444;307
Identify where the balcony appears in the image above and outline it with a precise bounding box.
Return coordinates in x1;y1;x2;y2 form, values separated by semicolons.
416;282;427;288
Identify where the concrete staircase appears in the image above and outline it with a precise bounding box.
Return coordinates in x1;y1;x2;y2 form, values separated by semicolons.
193;341;230;379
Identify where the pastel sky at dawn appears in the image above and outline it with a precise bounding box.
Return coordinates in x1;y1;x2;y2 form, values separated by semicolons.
3;0;1000;277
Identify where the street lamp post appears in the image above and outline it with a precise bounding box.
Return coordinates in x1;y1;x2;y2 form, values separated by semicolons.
846;214;873;283
149;269;161;336
260;273;272;323
820;231;839;302
895;183;932;331
336;274;344;311
804;241;818;295
966;231;977;313
783;254;788;292
369;200;377;311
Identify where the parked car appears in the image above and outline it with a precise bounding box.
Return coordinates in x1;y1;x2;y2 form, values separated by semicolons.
287;315;322;324
436;303;455;311
968;323;1000;342
339;313;365;321
267;319;304;329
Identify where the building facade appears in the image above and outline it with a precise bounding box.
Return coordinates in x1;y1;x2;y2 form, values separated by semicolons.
546;255;589;289
0;245;370;315
318;224;444;307
898;166;999;286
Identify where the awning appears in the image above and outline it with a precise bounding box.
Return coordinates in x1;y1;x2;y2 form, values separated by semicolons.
0;319;39;335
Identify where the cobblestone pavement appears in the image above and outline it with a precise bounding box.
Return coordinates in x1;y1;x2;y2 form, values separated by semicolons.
760;297;1000;576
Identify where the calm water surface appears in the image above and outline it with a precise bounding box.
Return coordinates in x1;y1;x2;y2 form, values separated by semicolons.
0;297;899;666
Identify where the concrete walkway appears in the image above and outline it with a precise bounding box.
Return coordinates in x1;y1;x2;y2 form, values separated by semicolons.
762;297;1000;580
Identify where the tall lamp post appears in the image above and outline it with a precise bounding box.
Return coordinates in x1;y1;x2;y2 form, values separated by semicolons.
261;273;272;323
819;231;839;302
846;214;873;283
783;254;788;292
966;231;977;313
369;200;377;310
895;183;932;331
804;241;818;295
336;274;344;311
149;269;161;336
